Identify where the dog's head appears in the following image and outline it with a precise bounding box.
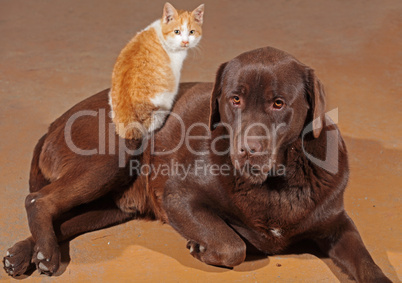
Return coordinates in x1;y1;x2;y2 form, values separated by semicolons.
209;47;326;184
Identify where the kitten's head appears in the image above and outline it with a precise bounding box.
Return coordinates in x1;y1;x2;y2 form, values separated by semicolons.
161;3;204;51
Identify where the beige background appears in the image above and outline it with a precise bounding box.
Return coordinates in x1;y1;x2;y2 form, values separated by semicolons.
0;0;401;281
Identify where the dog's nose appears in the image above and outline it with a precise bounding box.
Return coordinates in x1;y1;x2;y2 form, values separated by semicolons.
240;140;263;156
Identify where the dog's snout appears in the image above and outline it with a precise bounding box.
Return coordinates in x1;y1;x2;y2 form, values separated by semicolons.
239;139;263;157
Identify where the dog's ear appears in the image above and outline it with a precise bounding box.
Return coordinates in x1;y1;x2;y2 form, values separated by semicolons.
307;69;326;138
209;62;227;131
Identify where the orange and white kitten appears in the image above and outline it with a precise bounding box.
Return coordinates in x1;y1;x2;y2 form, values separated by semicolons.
110;2;204;139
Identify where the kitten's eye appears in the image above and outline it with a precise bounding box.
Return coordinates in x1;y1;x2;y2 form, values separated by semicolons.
189;30;195;35
273;99;284;109
174;30;181;35
232;96;241;106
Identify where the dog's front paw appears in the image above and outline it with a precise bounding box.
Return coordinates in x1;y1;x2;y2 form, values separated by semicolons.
3;239;35;277
186;239;246;267
186;240;206;258
32;242;60;276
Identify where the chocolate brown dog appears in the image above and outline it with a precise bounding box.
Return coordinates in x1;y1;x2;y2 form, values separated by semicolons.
3;47;390;282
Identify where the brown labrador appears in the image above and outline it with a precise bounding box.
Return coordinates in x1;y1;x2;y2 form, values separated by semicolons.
3;47;390;282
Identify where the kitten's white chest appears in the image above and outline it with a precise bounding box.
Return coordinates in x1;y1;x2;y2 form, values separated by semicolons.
148;50;186;111
148;20;188;111
147;50;186;133
146;20;189;132
150;20;187;88
168;51;187;84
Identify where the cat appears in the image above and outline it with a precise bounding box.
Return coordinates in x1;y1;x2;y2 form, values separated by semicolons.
110;2;204;140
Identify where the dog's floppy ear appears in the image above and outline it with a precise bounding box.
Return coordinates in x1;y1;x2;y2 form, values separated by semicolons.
307;69;326;138
209;62;227;131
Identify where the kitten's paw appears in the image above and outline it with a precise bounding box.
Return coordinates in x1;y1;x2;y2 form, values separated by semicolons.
3;239;35;277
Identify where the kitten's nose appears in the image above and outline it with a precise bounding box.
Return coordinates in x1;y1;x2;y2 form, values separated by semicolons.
182;41;189;46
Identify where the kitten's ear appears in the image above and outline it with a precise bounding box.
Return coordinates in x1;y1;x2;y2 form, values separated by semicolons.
191;4;205;25
163;2;178;24
209;62;227;131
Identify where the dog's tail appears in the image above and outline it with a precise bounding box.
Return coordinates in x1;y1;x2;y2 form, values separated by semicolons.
29;134;49;193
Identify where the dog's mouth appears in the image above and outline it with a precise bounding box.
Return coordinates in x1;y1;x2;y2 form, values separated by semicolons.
231;157;277;184
245;169;270;184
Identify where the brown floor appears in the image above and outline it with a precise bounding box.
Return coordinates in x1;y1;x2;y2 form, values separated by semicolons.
0;0;401;282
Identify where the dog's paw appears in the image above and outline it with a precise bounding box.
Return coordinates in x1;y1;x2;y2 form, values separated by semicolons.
186;239;245;267
32;242;60;276
3;239;35;277
186;240;206;258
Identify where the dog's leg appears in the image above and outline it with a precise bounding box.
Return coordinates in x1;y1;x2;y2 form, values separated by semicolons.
164;187;246;267
4;198;135;277
316;212;391;283
29;134;50;193
54;198;136;243
2;135;51;277
3;237;35;277
24;162;132;276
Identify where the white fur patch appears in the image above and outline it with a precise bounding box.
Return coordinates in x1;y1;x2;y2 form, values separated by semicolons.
150;90;177;110
147;19;193;133
180;22;189;44
168;50;187;85
151;20;188;84
147;107;170;132
108;90;115;119
271;228;282;237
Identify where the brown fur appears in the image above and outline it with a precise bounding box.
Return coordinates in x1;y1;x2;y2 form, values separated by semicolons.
3;48;390;282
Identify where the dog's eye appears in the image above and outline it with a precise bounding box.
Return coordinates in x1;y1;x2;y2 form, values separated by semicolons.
174;30;181;35
273;99;284;109
232;96;241;106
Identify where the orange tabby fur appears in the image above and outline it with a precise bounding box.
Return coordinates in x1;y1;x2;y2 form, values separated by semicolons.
110;3;204;139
